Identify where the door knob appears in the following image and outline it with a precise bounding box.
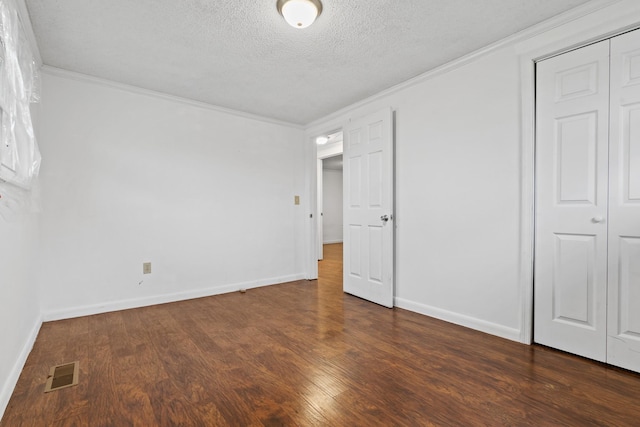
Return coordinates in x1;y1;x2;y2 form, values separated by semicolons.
381;215;390;222
591;216;605;223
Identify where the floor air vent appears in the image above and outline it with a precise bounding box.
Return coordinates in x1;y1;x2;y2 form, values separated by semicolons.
44;361;79;392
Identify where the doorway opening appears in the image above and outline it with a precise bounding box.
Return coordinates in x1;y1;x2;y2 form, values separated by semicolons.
319;155;343;254
318;155;343;286
310;108;394;307
316;130;343;281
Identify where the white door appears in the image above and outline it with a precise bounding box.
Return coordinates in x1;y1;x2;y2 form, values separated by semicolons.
607;30;640;372
534;41;610;362
343;108;394;307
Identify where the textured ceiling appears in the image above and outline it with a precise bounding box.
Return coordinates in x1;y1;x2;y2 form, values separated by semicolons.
25;0;590;125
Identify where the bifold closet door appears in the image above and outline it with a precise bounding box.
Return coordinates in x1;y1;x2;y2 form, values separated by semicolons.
607;30;640;373
536;30;640;373
534;40;610;362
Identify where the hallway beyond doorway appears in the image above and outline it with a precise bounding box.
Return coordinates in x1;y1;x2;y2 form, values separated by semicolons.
318;243;342;288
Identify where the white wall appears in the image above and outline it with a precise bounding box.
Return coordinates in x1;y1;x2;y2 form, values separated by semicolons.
313;47;525;339
37;71;307;319
306;0;640;342
322;168;343;244
0;106;42;416
0;211;40;414
394;47;521;336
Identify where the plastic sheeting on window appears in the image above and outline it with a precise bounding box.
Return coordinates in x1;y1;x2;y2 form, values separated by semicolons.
0;0;41;190
0;0;40;220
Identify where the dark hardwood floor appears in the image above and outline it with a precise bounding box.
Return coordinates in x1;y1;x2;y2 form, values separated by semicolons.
3;243;640;426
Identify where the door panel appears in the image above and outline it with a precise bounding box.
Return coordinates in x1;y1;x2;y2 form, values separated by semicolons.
607;30;640;372
368;225;383;283
622;105;640;201
552;233;597;327
348;225;362;277
617;237;640;334
368;151;383;207
534;40;610;362
348;155;362;207
343;108;394;308
556;112;598;204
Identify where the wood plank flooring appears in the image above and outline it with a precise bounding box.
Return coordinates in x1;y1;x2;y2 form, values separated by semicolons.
3;243;640;425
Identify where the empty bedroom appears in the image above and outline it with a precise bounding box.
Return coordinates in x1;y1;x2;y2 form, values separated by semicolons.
1;0;640;425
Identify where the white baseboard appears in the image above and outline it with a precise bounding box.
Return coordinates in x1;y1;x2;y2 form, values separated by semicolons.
394;297;521;342
323;239;343;244
0;316;42;421
42;274;306;322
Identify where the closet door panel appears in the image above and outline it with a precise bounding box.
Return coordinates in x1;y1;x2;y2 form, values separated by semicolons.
534;40;610;362
608;29;640;373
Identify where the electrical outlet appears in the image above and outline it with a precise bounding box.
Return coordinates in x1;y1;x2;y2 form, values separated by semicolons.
143;262;151;274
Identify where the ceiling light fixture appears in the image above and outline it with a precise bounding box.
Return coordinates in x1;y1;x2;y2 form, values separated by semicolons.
277;0;322;29
315;136;329;145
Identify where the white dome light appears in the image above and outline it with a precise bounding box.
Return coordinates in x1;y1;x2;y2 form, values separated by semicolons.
315;136;329;145
277;0;323;29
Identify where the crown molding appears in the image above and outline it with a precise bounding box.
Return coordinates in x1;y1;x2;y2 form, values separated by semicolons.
13;0;623;131
40;66;304;130
304;0;621;129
